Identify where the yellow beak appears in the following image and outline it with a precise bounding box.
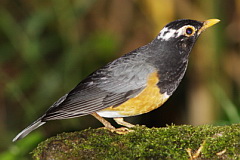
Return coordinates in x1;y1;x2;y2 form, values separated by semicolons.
198;19;220;34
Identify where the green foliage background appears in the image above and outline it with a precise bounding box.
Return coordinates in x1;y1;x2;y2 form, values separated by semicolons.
0;0;239;159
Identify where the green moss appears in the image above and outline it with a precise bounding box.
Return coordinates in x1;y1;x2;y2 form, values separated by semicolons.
32;124;240;160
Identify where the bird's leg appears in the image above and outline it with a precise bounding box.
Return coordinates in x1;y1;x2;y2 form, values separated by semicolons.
92;113;134;134
113;117;135;128
112;117;135;134
91;113;115;130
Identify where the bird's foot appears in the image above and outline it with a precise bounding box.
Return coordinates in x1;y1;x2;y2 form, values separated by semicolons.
114;127;134;134
102;127;134;134
100;126;134;134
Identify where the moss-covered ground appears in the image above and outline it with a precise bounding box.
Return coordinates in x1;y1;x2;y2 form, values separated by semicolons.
32;124;240;159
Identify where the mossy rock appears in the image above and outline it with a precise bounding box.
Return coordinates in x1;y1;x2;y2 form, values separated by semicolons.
32;124;240;159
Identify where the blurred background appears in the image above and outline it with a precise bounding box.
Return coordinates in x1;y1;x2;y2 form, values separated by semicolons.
0;0;239;159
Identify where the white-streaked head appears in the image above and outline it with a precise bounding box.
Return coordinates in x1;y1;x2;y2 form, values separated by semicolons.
157;19;220;41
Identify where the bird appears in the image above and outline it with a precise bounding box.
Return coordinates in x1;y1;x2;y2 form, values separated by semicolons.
13;19;220;142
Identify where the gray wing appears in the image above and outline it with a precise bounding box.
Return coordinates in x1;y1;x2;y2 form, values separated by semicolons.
43;53;155;121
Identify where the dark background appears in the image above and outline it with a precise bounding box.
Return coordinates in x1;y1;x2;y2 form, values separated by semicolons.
0;0;239;159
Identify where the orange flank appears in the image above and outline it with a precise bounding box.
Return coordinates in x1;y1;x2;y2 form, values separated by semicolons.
101;71;169;116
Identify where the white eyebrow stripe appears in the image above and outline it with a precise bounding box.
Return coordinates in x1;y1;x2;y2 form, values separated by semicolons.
157;26;185;41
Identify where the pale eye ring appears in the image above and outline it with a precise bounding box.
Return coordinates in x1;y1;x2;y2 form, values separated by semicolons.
185;26;195;36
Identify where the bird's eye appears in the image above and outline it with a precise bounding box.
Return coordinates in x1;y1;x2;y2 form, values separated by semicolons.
186;28;193;35
185;26;195;36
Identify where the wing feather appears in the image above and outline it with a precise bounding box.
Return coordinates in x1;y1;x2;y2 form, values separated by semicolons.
43;52;155;121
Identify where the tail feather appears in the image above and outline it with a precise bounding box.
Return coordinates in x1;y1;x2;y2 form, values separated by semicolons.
12;115;46;142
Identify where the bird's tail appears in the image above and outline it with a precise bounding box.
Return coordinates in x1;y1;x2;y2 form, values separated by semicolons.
12;115;46;142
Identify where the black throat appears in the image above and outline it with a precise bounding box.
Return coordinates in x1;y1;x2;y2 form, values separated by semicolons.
146;37;194;95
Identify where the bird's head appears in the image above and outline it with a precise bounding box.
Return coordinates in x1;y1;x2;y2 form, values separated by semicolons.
158;19;220;41
155;19;220;56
